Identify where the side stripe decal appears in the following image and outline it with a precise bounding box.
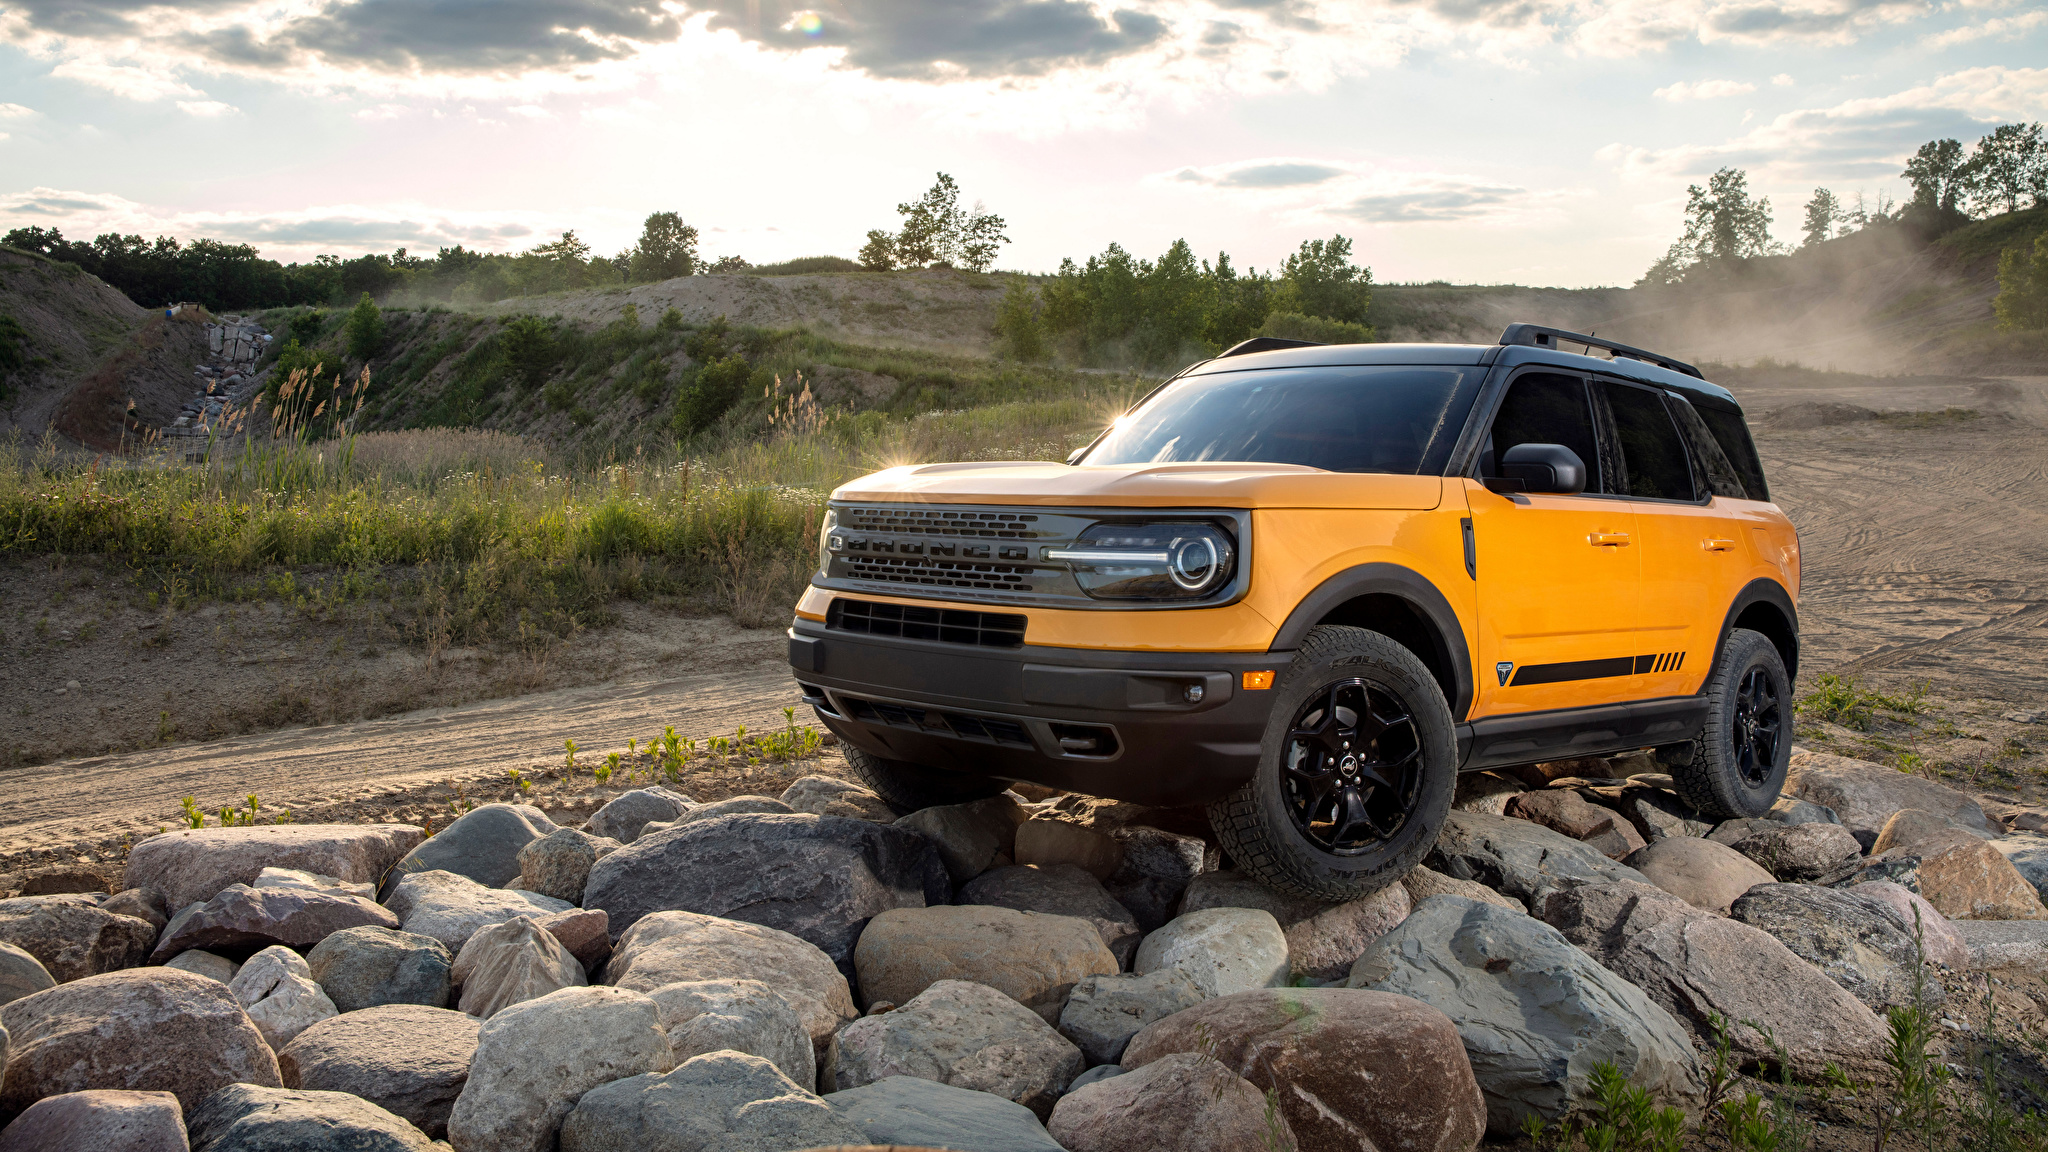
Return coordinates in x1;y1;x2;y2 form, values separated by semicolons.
1511;652;1685;687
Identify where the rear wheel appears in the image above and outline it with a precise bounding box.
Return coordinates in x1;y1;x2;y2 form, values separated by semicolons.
1209;626;1456;901
1668;627;1791;819
842;744;1007;814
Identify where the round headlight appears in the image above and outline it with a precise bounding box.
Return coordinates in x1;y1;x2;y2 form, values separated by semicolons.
1055;521;1237;601
1168;534;1223;591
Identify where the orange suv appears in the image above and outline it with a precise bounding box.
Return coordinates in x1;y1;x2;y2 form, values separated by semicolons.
788;325;1799;899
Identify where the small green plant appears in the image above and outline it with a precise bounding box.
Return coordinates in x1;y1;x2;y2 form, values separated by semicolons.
1580;1062;1686;1152
157;709;173;744
180;795;204;829
600;752;619;785
1882;908;1951;1152
563;738;577;775
505;767;531;796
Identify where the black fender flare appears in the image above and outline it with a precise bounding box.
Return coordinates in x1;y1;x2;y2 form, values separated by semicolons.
1707;577;1800;686
1267;562;1475;722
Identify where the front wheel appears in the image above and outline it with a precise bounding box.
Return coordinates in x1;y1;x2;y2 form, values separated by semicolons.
1208;626;1457;902
841;743;1007;814
1667;627;1791;819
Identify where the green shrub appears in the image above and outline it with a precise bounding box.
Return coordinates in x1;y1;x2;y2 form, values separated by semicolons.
345;293;385;361
992;280;1046;361
500;316;555;388
671;354;753;436
542;379;575;411
288;309;325;345
1994;233;2048;331
1253;311;1376;345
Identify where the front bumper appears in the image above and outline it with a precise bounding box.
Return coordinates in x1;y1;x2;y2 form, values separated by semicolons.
788;620;1283;807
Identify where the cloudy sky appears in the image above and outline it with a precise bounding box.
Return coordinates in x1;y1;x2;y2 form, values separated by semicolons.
0;0;2042;287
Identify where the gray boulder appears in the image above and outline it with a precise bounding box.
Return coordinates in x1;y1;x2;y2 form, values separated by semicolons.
827;1074;1066;1152
123;825;423;911
1132;908;1289;998
663;795;793;828
1851;881;1970;969
446;985;673;1152
150;884;399;964
602;911;856;1056
1622;837;1775;913
451;915;585;1018
1428;810;1650;906
306;926;451;1013
1711;820;1863;881
581;813;948;972
853;905;1118;1024
1622;789;1714;843
228;945;337;1051
1104;825;1213;932
516;828;601;903
781;775;898;821
896;794;1028;885
558;1050;863;1152
1786;749;1998;848
1347;895;1701;1135
582;788;693;844
1990;834;2048;904
0;895;158;982
830;979;1084;1118
384;803;556;893
648;978;814;1089
1057;968;1206;1065
251;866;374;899
165;950;239;983
1404;863;1527;913
0;941;55;1007
1730;883;1940;1008
185;1083;432;1151
99;889;169;931
1047;1051;1294;1152
382;870;572;953
1768;797;1842;826
958;864;1142;966
0;1089;187;1152
1952;920;2048;977
1068;1064;1125;1091
1179;870;1412;982
277;1003;480;1140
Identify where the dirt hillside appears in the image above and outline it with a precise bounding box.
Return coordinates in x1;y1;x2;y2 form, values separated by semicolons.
0;246;147;439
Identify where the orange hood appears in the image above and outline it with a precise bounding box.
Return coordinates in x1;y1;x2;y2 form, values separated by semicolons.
830;462;1444;511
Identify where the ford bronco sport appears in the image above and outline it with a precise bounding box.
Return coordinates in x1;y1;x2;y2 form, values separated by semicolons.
787;325;1798;900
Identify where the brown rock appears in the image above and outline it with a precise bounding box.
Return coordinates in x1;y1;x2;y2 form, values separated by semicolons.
957;864;1142;966
603;910;856;1056
536;907;611;974
1452;772;1524;816
1014;818;1124;880
0;941;55;1007
278;1003;480;1140
0;1089;188;1152
1123;988;1485;1152
99;890;168;932
1508;791;1619;840
0;896;157;983
1402;865;1526;914
150;883;399;962
0;968;281;1118
1047;1052;1295;1152
1179;870;1413;983
123;824;424;911
1853;881;1970;968
853;905;1118;1023
451;916;586;1019
1622;838;1775;913
1785;751;1998;848
18;869;111;897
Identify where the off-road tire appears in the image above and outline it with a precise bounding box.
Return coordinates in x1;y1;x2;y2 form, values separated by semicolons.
1668;627;1791;819
841;744;1007;814
1208;625;1457;902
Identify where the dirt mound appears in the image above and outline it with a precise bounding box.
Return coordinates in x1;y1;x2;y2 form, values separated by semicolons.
0;247;147;438
1764;401;1878;429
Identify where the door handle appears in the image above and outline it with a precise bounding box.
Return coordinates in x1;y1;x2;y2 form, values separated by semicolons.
1588;532;1631;547
1703;537;1736;552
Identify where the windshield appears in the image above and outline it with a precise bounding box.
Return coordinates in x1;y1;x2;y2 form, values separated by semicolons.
1082;364;1486;475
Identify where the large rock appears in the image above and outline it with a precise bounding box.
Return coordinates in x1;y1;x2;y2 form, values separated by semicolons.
1403;864;1526;914
581;813;948;972
1132;908;1288;998
582;788;693;844
1622;838;1775;913
957;865;1141;967
100;889;169;931
1768;795;1843;825
1785;750;1998;848
1179;870;1412;983
661;796;795;832
0;1089;187;1152
185;1083;433;1151
1347;896;1700;1135
825;1071;1066;1152
1057;969;1207;1066
602;911;856;1055
515;828;600;904
855;905;1117;1023
1729;884;1940;1009
648;978;814;1089
1427;810;1649;906
452;915;586;1018
278;1003;479;1140
1622;789;1714;843
782;775;899;822
0;896;157;983
1015;817;1125;880
1049;1051;1292;1152
384;804;555;893
1123;987;1486;1152
1951;920;2048;977
252;865;374;899
558;1049;862;1152
1508;791;1645;858
1710;821;1863;881
539;907;612;975
897;795;1028;886
150;884;399;963
229;945;337;1050
0;968;280;1116
1991;835;2048;903
123;825;423;911
0;942;55;1006
381;870;572;953
1851;881;1970;969
165;950;239;983
830;979;1083;1119
1541;881;1889;1077
1104;825;1212;932
446;985;673;1152
306;926;451;1012
1867;810;2045;921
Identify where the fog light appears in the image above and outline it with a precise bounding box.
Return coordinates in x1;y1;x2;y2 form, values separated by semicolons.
1184;684;1205;703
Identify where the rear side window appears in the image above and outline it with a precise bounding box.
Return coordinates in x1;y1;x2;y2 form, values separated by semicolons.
1694;403;1770;501
1483;372;1601;491
1666;394;1752;500
1600;381;1697;501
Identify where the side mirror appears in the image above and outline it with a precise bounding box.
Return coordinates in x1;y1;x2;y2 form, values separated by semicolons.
1493;443;1586;495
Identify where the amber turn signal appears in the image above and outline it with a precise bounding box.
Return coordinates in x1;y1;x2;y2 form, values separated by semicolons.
1242;671;1275;690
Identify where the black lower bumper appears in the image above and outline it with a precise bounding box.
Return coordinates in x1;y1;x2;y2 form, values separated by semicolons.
788;622;1284;807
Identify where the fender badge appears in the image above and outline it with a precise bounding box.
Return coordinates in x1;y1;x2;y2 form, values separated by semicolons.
1496;662;1514;686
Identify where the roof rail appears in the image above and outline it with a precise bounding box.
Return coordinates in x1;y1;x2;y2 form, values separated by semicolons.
1498;324;1702;380
1219;336;1325;358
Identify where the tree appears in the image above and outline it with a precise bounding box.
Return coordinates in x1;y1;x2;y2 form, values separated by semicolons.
1801;188;1842;247
1994;234;2048;332
531;230;591;264
1903;139;1971;214
992;279;1046;361
876;173;1009;271
1965;123;2048;216
956;202;1010;273
1637;167;1779;284
1275;234;1372;325
629;212;698;282
858;230;896;271
344;293;384;362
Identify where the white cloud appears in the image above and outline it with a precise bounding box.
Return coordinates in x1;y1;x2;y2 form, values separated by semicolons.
176;100;239;116
1928;9;2048;45
0;103;34;118
1153;156;1555;225
1772;73;1794;85
49;60;210;102
1655;78;1757;100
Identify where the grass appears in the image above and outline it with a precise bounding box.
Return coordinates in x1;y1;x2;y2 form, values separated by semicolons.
1796;673;1928;733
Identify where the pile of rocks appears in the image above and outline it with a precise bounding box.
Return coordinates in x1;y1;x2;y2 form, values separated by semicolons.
0;750;2040;1151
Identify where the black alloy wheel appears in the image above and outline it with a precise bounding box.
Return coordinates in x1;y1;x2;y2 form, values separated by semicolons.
1668;626;1793;819
1731;664;1783;787
1280;679;1424;855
